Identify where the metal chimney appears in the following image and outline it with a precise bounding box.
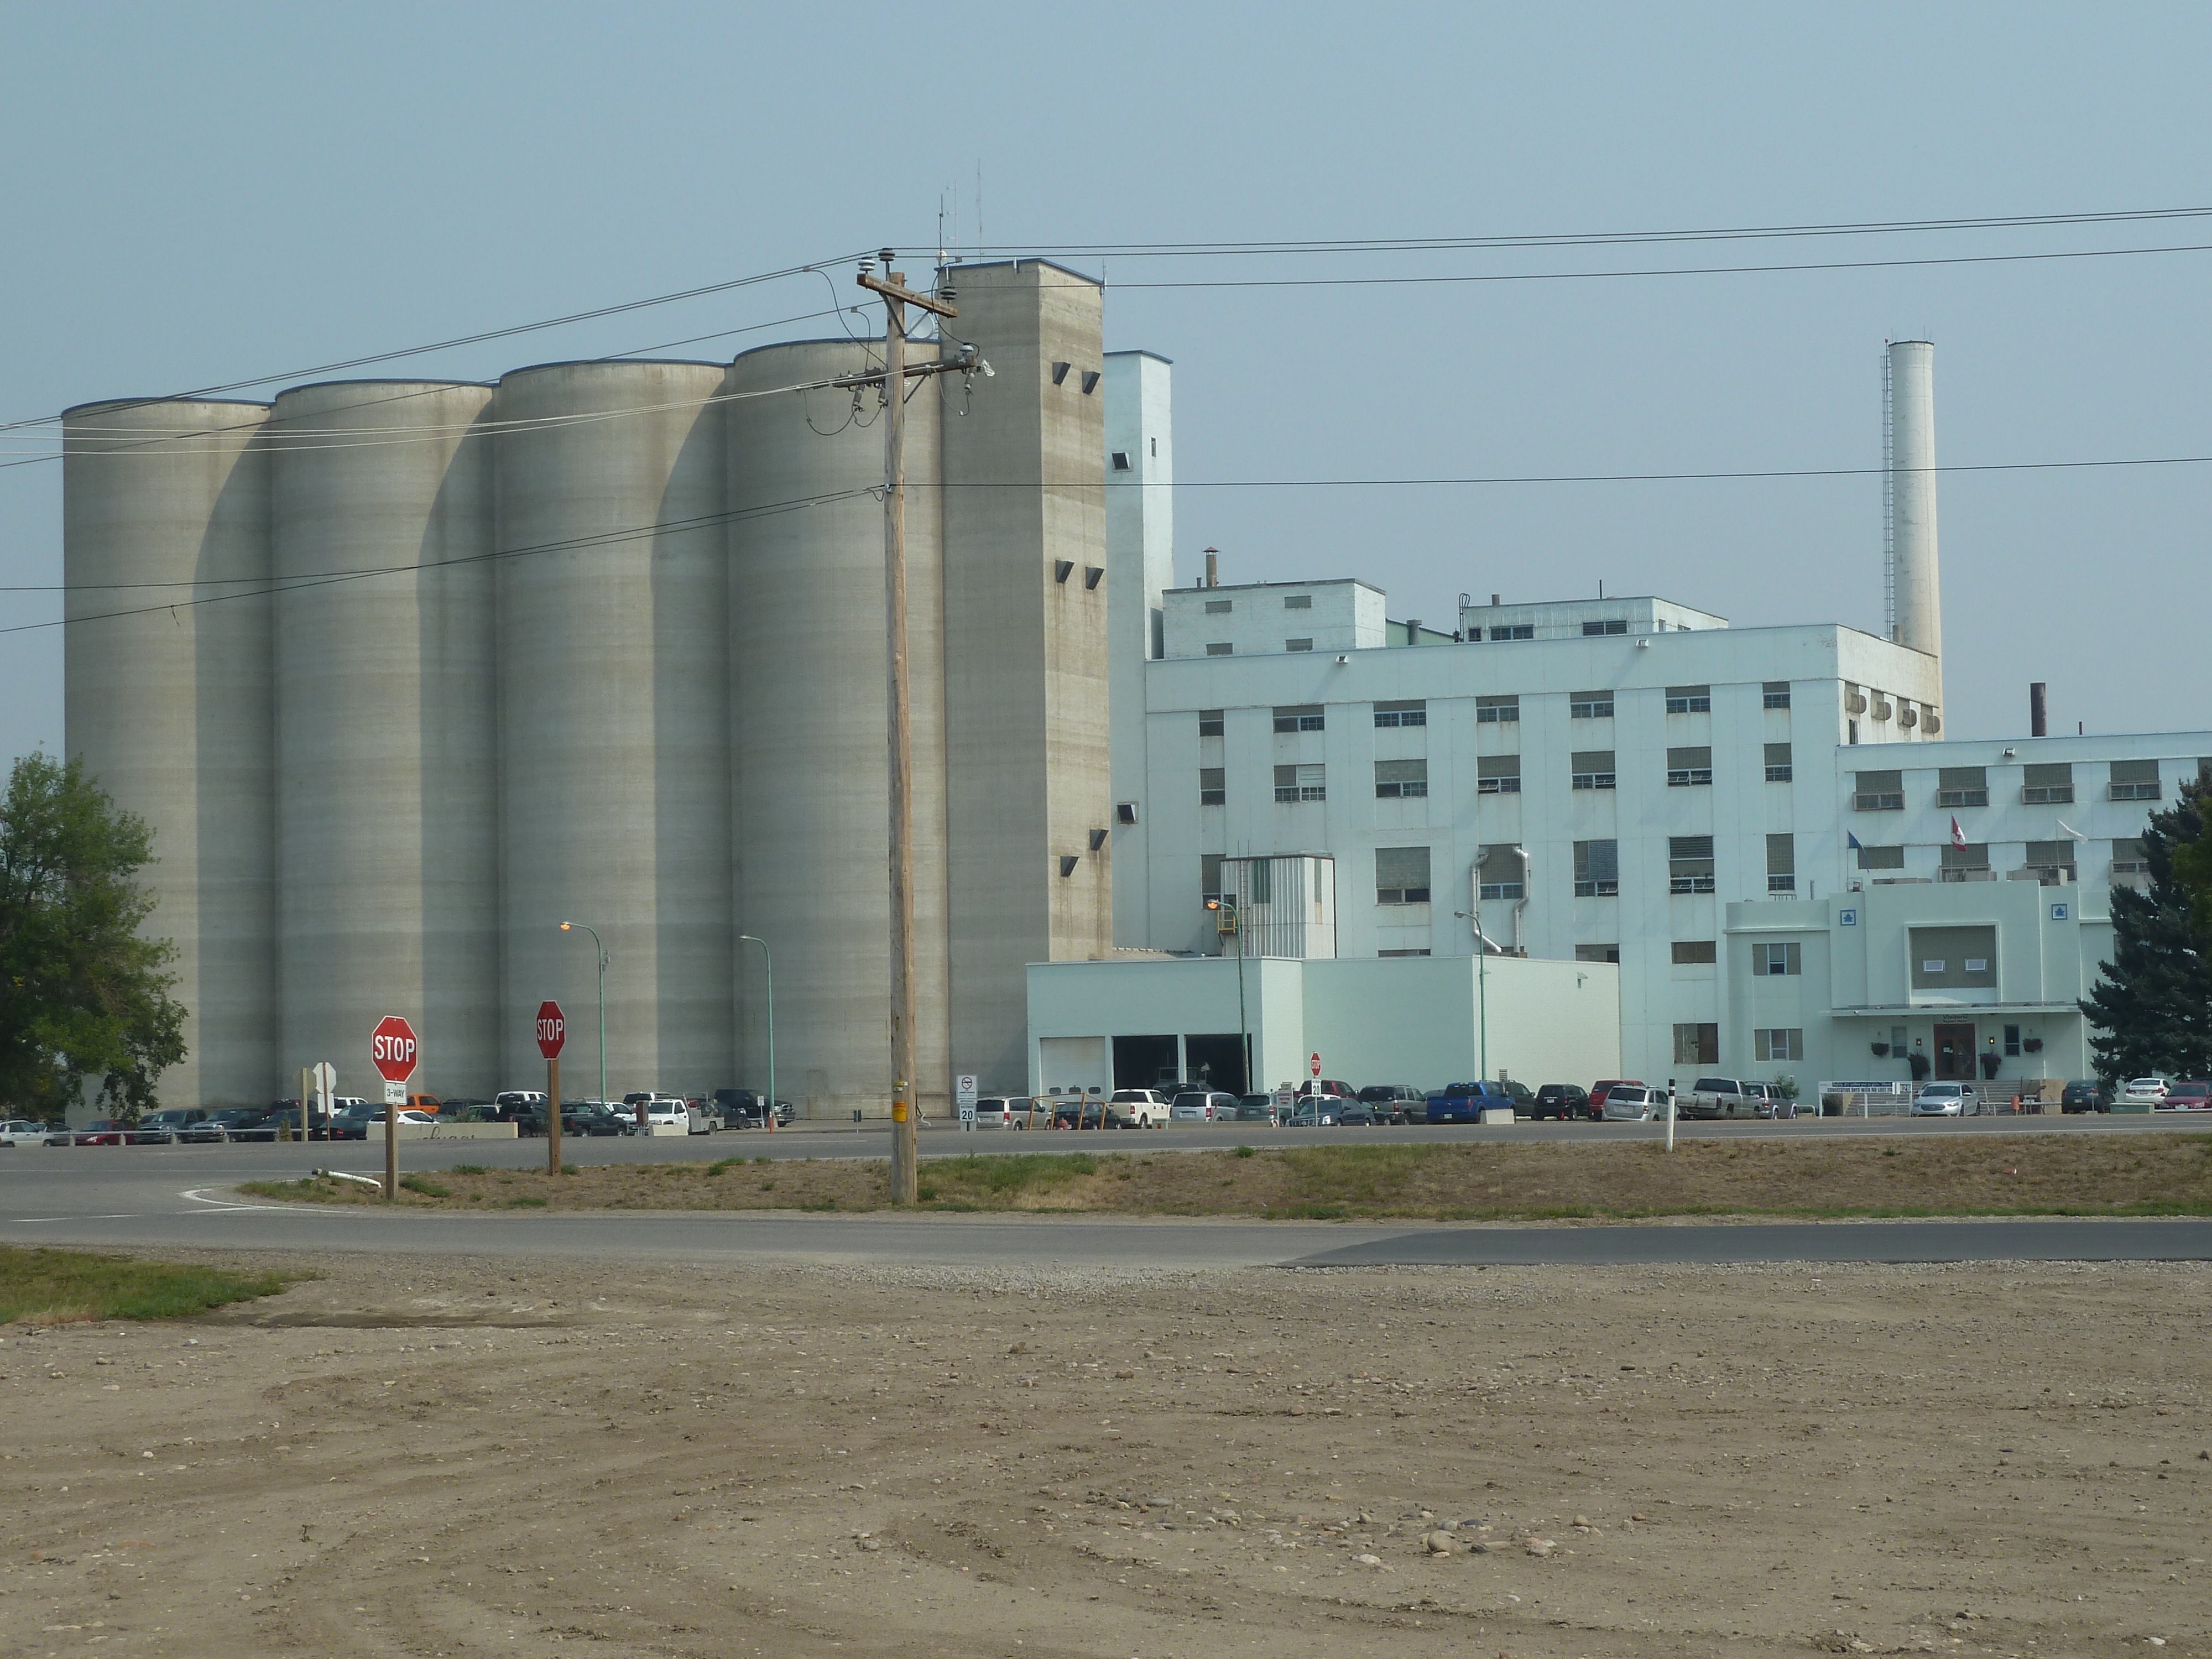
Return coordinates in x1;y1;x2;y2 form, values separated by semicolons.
1885;341;1943;700
1203;547;1218;588
2030;681;2047;738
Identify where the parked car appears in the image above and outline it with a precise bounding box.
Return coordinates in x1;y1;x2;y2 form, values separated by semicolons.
560;1101;625;1137
969;1096;1032;1129
1600;1083;1660;1121
391;1109;439;1127
1233;1094;1279;1124
1295;1079;1358;1104
1681;1077;1763;1119
1330;1098;1383;1126
1588;1079;1644;1118
0;1119;69;1147
1531;1083;1590;1121
1911;1083;1981;1117
2157;1080;2212;1112
620;1098;691;1135
1355;1084;1425;1124
1107;1089;1172;1128
328;1104;385;1140
1423;1082;1495;1124
1169;1090;1239;1123
74;1119;131;1146
713;1088;795;1128
178;1109;249;1143
2059;1079;2112;1114
1287;1098;1339;1128
221;1108;286;1142
1051;1097;1129;1129
133;1107;215;1144
2120;1077;2171;1107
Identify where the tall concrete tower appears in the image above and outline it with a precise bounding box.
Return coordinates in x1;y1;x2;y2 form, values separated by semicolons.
1885;340;1942;699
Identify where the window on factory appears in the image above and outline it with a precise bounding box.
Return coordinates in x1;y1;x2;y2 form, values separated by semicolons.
1203;598;1232;614
1375;846;1432;905
1378;948;1433;957
1477;843;1525;900
1910;926;1997;991
1668;836;1715;894
1285;638;1314;652
1110;451;1133;471
1762;681;1792;709
2025;839;2078;879
1571;750;1616;790
1475;695;1520;723
1755;941;1802;976
1937;765;1987;807
2111;837;2148;875
1573;838;1619;898
1581;619;1627;636
1672;940;1717;965
2022;762;2073;805
1666;745;1713;787
1373;699;1427;728
1767;833;1796;893
1569;691;1615;719
1374;759;1428;800
1206;643;1233;656
1488;624;1534;640
1476;754;1522;795
1673;1023;1720;1066
1274;763;1326;803
2110;759;2162;801
1273;704;1325;733
1854;769;1905;810
1284;594;1312;611
1665;685;1712;714
2004;1024;2022;1057
1764;743;1793;783
1856;842;1905;870
1939;843;1990;881
1199;768;1225;807
1755;1029;1805;1062
1197;709;1224;737
1575;943;1621;964
1201;853;1225;904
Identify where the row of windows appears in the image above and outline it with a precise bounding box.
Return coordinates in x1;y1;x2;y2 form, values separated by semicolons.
1197;685;1792;734
1855;837;2143;875
1201;593;1314;614
1855;758;2188;810
1207;639;1315;654
1199;745;1795;804
1354;837;1798;905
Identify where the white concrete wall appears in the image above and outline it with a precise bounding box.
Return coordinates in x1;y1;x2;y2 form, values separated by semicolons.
1105;352;1174;950
1162;579;1385;660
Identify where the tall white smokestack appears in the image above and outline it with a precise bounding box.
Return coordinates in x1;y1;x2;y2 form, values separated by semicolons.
1884;340;1942;696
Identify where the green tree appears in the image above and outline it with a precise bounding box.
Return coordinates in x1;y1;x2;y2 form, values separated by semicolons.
0;754;185;1119
2081;781;2212;1082
2172;775;2212;932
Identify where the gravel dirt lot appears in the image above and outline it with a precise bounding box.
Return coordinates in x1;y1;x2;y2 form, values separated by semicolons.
3;1249;2207;1657
244;1131;2212;1219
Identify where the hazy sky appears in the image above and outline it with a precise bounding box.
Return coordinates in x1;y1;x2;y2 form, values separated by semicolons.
5;3;2209;766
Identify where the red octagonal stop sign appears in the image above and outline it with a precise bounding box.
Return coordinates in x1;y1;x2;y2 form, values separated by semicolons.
535;1000;566;1060
371;1015;418;1083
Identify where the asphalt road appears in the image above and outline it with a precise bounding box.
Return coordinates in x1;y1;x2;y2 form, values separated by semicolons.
4;1114;2209;1269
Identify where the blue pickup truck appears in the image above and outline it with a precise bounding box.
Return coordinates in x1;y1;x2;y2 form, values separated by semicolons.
1423;1079;1531;1124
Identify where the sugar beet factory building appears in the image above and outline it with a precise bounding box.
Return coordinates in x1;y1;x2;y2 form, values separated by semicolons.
64;260;1115;1115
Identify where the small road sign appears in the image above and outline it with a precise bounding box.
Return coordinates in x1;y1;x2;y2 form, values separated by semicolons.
371;1015;418;1083
1310;1052;1322;1077
957;1073;978;1130
536;1000;566;1060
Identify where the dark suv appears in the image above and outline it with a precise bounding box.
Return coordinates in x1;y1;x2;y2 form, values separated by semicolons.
1532;1083;1592;1121
1355;1084;1424;1125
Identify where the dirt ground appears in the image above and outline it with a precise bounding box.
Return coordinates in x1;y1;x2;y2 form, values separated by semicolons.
3;1249;2207;1658
249;1131;2212;1219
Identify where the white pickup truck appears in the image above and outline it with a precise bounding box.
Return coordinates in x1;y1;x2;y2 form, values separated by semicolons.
1680;1076;1762;1119
620;1097;695;1136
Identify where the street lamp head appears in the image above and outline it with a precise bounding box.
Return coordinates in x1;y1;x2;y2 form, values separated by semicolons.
560;921;572;931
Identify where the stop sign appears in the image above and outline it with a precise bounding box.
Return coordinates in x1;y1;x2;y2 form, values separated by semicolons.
1310;1052;1322;1077
535;1000;566;1060
371;1015;418;1083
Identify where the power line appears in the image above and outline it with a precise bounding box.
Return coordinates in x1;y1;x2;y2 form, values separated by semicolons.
9;446;2211;601
0;251;875;436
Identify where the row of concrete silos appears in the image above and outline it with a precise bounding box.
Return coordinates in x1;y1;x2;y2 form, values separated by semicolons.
63;260;1109;1112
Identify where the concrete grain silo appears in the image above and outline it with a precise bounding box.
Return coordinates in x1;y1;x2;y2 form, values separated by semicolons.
494;361;734;1095
268;381;499;1100
62;399;276;1107
726;341;953;1118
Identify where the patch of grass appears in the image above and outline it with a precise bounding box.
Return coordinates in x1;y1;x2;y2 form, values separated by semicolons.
753;1156;772;1166
0;1245;293;1326
505;1196;548;1209
707;1157;744;1176
560;1165;580;1177
450;1164;488;1175
1233;1145;1256;1159
400;1175;451;1198
798;1199;838;1212
920;1152;1099;1199
916;1183;939;1201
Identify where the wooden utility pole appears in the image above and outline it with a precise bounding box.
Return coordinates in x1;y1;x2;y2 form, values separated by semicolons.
547;1052;562;1176
856;251;959;1206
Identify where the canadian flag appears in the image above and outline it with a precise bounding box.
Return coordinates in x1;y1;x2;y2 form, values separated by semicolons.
1950;815;1968;849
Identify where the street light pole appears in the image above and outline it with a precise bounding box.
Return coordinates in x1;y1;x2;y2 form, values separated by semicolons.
560;921;608;1125
739;933;775;1133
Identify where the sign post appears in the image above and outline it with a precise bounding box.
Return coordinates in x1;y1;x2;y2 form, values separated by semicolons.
536;1000;566;1175
309;1061;335;1143
371;1016;418;1201
957;1073;978;1131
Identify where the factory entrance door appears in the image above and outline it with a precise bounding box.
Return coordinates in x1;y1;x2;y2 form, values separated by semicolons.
1933;1022;1976;1082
